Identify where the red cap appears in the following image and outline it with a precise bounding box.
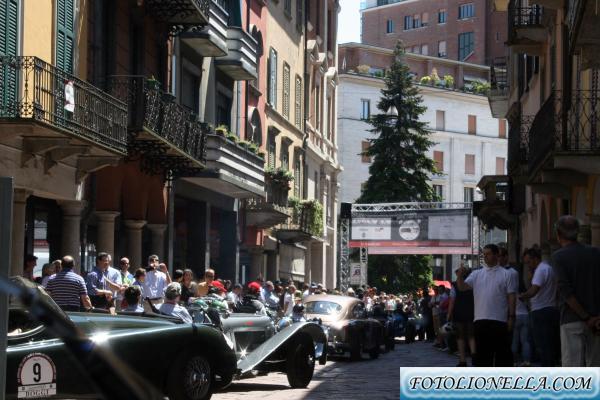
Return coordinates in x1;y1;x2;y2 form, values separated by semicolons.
211;280;226;293
247;281;261;293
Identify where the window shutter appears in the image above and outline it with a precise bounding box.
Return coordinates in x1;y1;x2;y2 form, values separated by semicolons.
434;151;444;172
56;0;74;74
436;110;445;130
295;76;302;129
283;63;290;119
496;157;506;175
499;119;507;138
1;0;19;112
268;134;276;169
361;141;371;163
465;154;475;175
294;154;301;197
468;115;476;134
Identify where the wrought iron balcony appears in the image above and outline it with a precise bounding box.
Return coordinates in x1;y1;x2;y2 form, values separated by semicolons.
529;90;600;175
567;0;600;69
507;113;533;175
145;0;210;25
107;75;206;173
215;27;258;80
508;2;545;53
246;178;291;228
473;176;515;229
180;0;229;57
0;56;127;154
488;57;509;118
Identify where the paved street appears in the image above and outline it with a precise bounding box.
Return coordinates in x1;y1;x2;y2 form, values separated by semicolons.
214;340;457;400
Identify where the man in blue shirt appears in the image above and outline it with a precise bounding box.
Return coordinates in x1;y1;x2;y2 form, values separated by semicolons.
86;252;121;309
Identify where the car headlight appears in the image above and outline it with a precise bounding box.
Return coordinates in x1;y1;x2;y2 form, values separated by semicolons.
223;333;234;350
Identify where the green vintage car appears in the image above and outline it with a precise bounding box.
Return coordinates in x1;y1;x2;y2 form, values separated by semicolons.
5;278;236;400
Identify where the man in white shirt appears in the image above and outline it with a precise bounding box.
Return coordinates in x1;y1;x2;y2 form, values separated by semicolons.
283;285;296;316
520;247;560;366
142;254;168;312
456;244;516;367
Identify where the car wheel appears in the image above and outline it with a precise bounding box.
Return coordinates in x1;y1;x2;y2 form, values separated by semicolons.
212;373;234;391
369;344;380;359
349;334;361;361
168;352;212;400
286;336;316;388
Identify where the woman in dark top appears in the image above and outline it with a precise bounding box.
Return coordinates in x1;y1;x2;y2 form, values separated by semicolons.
180;269;197;303
448;277;476;366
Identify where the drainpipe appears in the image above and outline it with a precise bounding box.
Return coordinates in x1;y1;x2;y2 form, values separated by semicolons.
245;0;250;140
302;0;309;200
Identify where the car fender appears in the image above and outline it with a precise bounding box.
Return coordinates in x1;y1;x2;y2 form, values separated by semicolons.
236;321;327;374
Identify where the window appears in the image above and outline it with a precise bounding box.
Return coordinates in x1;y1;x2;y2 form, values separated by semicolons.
458;32;474;61
404;15;413;30
296;0;303;31
438;9;447;24
386;19;394;33
2;0;19;105
360;99;370;120
295;75;302;129
436;110;445;131
280;142;289;170
412;45;421;54
499;119;507;138
283;63;290;119
422;12;429;26
464;187;474;203
421;44;429;56
361;141;371;163
465;154;475;175
294;154;302;197
458;3;474;19
268;48;278;106
438;41;447;57
413;14;421;29
284;0;292;17
267;133;276;169
56;0;75;74
433;184;444;200
433;150;444;172
468;115;477;135
496;157;506;175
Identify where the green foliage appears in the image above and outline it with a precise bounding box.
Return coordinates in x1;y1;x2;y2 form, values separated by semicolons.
286;197;323;237
357;42;437;293
419;76;432;85
266;167;294;183
443;75;455;88
215;124;229;136
357;64;371;74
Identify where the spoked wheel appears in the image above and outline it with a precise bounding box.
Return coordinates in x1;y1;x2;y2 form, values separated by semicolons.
168;353;212;400
286;337;316;388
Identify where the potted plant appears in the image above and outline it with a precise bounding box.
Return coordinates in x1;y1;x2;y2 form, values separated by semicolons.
443;75;455;89
215;125;229;137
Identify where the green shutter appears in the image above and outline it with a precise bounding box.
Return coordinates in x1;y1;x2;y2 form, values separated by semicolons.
1;0;19;115
56;0;74;74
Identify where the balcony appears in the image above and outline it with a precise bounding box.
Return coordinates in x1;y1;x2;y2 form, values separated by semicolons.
245;178;291;228
107;75;206;174
529;90;600;178
145;0;210;25
567;0;600;69
473;176;515;229
215;27;258;81
183;133;265;198
488;57;509;118
508;3;545;55
0;56;127;178
507;113;533;176
180;0;229;57
275;199;323;243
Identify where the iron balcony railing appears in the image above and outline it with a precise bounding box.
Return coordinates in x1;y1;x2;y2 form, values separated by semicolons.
246;178;290;212
508;3;543;42
0;56;128;153
529;90;600;173
145;0;210;25
507;113;533;174
489;57;508;97
107;75;206;164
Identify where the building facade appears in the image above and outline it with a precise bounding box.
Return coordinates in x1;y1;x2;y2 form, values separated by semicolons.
360;0;506;66
477;0;600;263
337;43;507;280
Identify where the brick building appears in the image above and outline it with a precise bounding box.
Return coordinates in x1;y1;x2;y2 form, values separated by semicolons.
360;0;506;66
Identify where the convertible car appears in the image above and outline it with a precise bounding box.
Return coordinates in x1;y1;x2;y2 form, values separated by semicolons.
304;294;384;360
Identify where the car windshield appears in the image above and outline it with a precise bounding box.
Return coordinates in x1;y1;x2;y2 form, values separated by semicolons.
305;301;343;315
9;276;68;319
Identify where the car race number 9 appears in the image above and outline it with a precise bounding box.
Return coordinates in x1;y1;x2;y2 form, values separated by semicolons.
17;353;57;398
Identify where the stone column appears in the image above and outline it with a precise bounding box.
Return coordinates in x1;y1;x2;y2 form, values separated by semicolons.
124;220;147;269
147;224;167;261
591;216;600;247
11;189;32;276
95;211;120;257
59;200;86;272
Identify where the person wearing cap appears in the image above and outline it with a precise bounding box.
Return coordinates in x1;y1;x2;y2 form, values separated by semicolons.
235;282;266;315
23;254;38;281
210;280;227;298
157;282;193;323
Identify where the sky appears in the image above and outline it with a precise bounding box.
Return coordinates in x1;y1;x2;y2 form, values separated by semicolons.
337;0;362;44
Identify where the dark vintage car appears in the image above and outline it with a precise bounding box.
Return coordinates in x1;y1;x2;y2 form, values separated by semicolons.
189;297;327;389
304;294;384;360
6;294;236;400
